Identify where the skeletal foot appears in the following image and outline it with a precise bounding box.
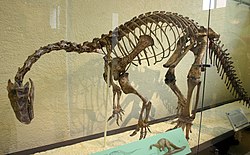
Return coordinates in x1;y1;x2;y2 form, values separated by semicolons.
107;107;124;126
130;119;151;139
168;115;194;140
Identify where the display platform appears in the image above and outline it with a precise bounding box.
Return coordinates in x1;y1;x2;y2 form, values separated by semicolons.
93;128;191;155
34;101;250;155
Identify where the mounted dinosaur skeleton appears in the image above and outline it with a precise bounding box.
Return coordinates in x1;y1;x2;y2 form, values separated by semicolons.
7;11;250;140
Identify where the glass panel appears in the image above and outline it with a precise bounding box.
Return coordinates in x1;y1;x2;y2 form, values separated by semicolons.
1;0;249;154
1;0;68;153
199;0;250;154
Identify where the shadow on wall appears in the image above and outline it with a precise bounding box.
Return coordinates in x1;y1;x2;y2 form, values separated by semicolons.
117;66;177;128
65;55;178;138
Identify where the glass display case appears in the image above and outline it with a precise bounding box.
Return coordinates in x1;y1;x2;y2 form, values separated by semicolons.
0;0;249;154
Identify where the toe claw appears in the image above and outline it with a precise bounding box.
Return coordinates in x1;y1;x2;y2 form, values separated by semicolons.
107;116;113;122
116;118;120;126
130;130;137;137
147;126;151;133
131;121;150;139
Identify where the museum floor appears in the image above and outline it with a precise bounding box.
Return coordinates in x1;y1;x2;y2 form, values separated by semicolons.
35;101;250;155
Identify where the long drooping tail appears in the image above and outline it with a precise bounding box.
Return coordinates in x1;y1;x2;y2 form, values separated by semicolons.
208;40;250;107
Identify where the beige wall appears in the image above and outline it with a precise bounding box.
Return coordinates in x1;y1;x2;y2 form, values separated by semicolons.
0;0;249;154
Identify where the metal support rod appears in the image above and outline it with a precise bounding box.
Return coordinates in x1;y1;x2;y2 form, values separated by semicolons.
104;59;111;147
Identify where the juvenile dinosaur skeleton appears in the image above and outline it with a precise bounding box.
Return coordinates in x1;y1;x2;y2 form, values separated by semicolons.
150;138;186;155
7;11;250;140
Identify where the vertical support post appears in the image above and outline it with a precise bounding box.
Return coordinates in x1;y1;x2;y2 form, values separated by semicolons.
65;0;71;138
104;61;111;147
103;12;119;147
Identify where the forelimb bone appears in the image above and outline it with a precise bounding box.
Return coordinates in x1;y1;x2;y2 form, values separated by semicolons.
107;81;124;126
103;57;124;126
106;35;154;139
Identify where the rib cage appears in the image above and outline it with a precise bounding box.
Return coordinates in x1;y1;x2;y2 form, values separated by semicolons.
209;40;250;106
103;11;249;106
106;11;200;66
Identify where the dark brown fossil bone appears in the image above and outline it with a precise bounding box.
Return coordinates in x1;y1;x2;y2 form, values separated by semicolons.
8;11;249;140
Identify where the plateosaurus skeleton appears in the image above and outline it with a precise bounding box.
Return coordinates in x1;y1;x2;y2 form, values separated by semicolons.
7;11;250;140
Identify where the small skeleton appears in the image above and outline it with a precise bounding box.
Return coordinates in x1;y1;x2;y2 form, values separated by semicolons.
105;148;141;155
150;138;186;155
7;11;249;140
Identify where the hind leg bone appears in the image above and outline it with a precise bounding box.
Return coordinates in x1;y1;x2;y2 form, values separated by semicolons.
118;73;152;139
